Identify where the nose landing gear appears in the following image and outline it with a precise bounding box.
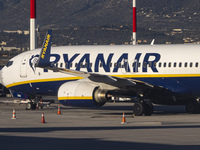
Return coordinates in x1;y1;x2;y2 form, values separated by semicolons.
26;102;36;110
25;95;42;110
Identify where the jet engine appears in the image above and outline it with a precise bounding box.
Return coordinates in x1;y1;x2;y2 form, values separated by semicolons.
58;81;111;107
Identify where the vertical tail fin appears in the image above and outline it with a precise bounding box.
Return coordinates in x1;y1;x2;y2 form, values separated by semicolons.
36;29;52;67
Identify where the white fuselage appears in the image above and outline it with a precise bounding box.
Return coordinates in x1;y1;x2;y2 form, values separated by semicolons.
1;44;200;100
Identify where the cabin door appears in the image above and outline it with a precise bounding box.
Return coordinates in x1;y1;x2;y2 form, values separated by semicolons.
20;53;31;78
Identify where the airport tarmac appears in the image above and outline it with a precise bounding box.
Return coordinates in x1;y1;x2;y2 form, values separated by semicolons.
0;98;200;150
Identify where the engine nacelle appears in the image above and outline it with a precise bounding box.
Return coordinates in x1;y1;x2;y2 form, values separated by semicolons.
58;81;111;107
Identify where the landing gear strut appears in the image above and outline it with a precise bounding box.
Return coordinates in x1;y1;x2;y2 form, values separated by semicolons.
133;101;154;116
25;95;42;110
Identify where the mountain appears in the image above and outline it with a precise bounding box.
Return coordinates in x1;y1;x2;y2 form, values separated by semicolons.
0;0;199;31
0;0;132;30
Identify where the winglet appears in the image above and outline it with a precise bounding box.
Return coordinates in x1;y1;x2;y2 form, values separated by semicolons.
150;39;155;45
36;29;52;67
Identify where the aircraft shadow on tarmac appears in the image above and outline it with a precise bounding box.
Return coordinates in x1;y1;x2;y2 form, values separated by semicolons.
0;125;200;133
0;134;200;150
52;104;187;116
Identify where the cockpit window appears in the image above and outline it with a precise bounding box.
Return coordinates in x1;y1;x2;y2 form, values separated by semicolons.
6;61;13;67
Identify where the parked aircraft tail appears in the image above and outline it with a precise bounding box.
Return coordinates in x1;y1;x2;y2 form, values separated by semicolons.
36;29;52;68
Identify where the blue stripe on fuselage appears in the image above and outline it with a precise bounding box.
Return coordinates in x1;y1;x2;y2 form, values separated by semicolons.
8;77;200;97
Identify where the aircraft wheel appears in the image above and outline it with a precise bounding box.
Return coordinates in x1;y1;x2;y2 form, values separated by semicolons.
26;102;36;110
26;103;32;110
133;102;144;116
144;101;154;116
186;101;199;114
31;103;37;110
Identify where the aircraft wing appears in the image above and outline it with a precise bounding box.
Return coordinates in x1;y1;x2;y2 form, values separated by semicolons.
42;65;156;95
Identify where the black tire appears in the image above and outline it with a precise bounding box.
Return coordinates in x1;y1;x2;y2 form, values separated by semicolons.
144;101;154;116
186;101;199;114
26;103;32;110
133;102;144;116
31;103;37;110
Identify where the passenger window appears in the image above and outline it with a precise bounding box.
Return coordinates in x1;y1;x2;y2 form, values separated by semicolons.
6;61;13;67
75;63;78;68
65;62;68;68
163;62;166;67
85;62;88;68
149;62;152;67
179;63;182;67
90;63;92;68
109;63;112;68
100;62;103;67
114;63;117;68
174;63;177;67
60;63;63;68
143;62;147;68
80;62;83;68
158;62;162;67
168;62;171;67
153;62;156;68
196;62;198;68
185;62;187;67
190;62;193;67
132;62;135;67
118;63;121;68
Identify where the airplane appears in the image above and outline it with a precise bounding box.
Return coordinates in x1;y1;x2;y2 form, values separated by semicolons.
1;29;200;116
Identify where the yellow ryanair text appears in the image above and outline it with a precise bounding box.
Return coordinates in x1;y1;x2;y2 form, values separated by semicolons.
41;34;51;59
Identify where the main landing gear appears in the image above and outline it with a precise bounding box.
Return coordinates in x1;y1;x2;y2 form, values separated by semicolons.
133;101;154;116
186;99;200;114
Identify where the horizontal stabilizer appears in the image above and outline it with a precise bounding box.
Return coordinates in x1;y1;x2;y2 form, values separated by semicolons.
36;29;52;67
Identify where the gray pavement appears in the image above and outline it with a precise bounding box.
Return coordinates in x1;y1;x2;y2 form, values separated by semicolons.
0;98;200;150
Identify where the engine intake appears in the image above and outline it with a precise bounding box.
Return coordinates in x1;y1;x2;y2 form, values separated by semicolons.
58;81;111;107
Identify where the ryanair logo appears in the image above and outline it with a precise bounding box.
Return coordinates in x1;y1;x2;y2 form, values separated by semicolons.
31;52;161;73
29;54;39;73
41;34;51;59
